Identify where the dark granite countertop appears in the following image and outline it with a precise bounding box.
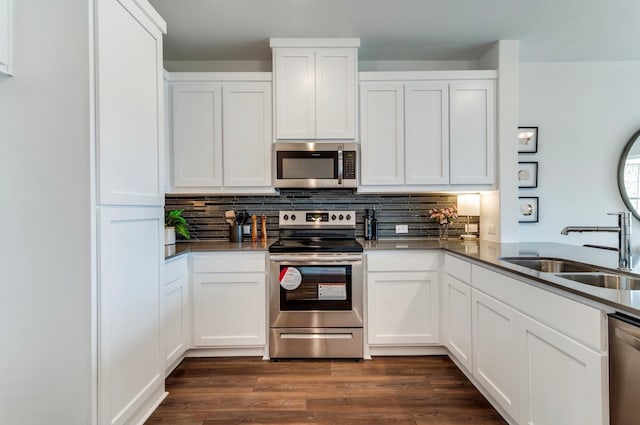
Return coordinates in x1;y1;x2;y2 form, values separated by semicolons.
166;237;640;316
443;239;640;317
165;239;273;260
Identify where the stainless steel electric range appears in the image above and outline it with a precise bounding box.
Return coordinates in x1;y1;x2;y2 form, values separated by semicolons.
268;210;364;359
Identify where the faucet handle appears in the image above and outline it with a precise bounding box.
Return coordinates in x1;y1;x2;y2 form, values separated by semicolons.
608;212;632;231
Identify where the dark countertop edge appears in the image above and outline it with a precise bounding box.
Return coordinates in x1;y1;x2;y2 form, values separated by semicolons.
442;243;640;318
164;238;640;317
165;240;272;260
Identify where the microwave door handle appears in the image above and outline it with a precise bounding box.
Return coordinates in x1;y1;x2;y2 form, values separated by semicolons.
337;147;343;185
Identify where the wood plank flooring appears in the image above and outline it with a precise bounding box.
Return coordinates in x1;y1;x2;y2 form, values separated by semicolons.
145;356;507;425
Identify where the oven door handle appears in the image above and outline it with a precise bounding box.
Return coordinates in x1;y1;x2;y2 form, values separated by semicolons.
269;254;362;263
337;146;343;185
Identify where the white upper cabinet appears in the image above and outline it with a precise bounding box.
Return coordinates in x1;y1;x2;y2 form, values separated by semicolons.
360;83;404;185
96;0;165;206
315;48;357;139
0;0;13;76
273;48;315;139
172;82;224;188
359;72;496;191
168;73;273;193
450;80;495;184
404;82;449;185
222;82;272;187
271;38;359;140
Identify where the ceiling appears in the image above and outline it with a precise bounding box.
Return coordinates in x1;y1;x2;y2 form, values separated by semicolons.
148;0;640;63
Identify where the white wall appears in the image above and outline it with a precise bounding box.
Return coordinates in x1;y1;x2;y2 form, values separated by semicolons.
478;40;519;243
0;1;93;424
519;61;640;249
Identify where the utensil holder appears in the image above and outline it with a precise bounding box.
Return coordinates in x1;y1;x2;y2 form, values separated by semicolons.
229;224;243;242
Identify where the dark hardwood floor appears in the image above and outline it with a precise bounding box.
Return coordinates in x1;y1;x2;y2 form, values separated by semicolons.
145;356;507;425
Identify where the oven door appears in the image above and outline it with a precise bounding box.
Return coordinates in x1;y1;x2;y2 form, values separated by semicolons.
269;254;363;328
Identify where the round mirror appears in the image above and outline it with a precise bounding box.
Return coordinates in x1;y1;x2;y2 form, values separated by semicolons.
617;128;640;221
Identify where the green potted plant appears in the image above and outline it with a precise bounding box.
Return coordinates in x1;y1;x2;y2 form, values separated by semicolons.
165;209;190;245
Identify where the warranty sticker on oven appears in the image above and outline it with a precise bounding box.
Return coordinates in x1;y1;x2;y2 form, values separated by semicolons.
279;267;302;290
319;283;347;300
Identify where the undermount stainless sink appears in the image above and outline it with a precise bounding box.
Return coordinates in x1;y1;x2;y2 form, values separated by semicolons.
500;257;601;273
555;273;640;290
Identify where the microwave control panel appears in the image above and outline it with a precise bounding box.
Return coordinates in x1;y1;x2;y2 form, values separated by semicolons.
343;151;357;179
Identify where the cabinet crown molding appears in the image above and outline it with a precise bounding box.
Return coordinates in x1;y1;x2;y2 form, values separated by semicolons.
270;38;360;48
359;70;498;81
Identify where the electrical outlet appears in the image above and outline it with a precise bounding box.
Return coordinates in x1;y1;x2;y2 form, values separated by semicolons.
395;224;408;234
488;225;496;235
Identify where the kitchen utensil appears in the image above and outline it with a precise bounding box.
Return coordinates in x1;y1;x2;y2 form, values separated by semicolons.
225;210;237;226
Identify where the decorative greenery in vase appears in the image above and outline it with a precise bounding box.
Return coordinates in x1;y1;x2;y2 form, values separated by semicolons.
165;209;191;239
428;206;458;225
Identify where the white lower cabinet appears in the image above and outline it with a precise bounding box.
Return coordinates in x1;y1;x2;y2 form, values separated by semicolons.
98;207;164;425
519;314;607;425
191;252;267;348
472;288;520;420
164;255;189;374
366;251;440;348
459;258;608;425
367;271;439;344
441;274;473;371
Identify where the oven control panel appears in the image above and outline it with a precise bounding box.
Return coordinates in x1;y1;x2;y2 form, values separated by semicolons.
279;210;356;228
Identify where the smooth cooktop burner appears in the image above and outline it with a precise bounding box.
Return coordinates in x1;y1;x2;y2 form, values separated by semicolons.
268;238;363;253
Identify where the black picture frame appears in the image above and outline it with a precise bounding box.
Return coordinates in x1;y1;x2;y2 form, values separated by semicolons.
518;197;539;223
518;126;538;153
517;162;538;188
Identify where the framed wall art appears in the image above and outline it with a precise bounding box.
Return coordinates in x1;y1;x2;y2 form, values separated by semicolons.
517;162;538;188
518;126;538;153
518;197;539;223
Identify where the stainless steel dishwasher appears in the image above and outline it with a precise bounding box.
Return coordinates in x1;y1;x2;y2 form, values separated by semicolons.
609;312;640;425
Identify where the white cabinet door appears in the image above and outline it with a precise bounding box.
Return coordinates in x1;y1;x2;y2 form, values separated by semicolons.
222;82;272;187
442;273;473;371
472;288;520;421
98;207;164;425
96;0;164;206
360;83;404;185
315;48;356;139
367;271;439;345
164;256;189;373
172;83;223;188
273;48;316;139
404;82;449;185
192;273;266;347
0;0;12;76
519;314;607;425
449;80;495;185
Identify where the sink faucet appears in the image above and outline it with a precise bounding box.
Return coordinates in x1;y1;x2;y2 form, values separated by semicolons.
561;212;632;271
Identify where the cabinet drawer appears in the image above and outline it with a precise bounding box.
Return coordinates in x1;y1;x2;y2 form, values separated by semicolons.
472;265;606;351
367;250;439;271
443;254;471;283
165;255;188;284
191;252;266;273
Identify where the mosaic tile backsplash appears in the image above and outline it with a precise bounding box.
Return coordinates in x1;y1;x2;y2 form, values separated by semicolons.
165;190;480;241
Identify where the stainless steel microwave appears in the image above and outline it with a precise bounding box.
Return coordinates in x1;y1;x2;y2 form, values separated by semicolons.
274;142;358;189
